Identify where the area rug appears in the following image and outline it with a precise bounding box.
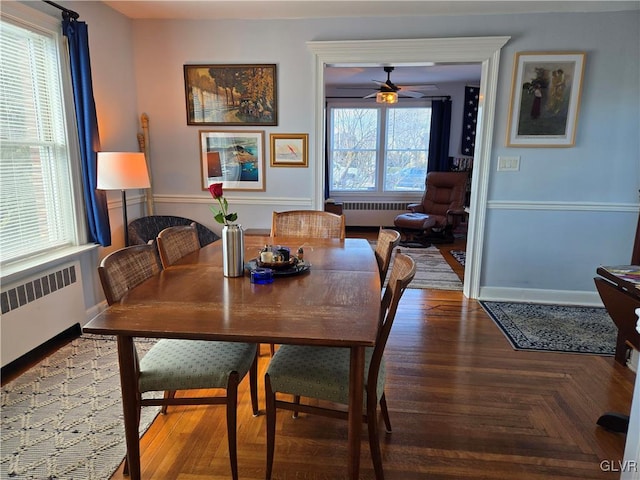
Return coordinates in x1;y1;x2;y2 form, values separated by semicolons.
374;243;463;291
480;301;616;355
450;250;466;267
1;335;162;479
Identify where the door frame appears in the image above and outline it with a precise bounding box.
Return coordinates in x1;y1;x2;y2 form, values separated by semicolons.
307;36;510;299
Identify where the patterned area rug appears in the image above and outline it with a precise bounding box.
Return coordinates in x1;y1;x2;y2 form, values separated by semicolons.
450;250;466;267
480;301;616;355
1;335;162;479
377;244;463;291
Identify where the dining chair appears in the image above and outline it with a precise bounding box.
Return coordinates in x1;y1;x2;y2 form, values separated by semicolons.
156;222;201;268
268;209;346;356
98;243;259;480
270;210;346;240
264;251;416;480
374;228;401;283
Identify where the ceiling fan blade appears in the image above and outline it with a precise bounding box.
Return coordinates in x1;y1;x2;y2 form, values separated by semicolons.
399;90;425;98
363;92;377;99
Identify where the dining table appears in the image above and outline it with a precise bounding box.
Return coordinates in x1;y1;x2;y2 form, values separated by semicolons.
83;235;381;480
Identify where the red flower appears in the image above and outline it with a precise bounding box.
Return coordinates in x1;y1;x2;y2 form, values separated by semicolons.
208;183;223;199
208;183;237;225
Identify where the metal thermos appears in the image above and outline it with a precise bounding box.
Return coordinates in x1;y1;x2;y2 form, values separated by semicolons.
222;224;244;277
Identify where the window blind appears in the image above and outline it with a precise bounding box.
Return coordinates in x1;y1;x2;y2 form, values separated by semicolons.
0;16;76;264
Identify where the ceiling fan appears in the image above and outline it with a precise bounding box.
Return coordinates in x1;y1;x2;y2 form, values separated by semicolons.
364;66;435;101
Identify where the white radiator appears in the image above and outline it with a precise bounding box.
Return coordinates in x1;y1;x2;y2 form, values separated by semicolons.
342;201;411;227
1;261;85;367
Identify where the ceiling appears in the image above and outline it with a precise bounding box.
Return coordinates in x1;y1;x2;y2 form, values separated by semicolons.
102;1;639;21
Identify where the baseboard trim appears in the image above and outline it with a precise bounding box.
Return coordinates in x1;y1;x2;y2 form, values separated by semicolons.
478;286;603;306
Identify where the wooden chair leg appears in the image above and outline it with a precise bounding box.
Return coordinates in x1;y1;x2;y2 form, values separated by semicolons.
292;394;301;419
367;393;385;480
270;343;275;356
161;390;176;414
249;351;259;416
265;374;276;480
123;396;142;476
380;392;392;433
226;372;240;480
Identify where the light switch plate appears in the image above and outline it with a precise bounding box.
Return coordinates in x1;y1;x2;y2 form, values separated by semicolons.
497;156;520;171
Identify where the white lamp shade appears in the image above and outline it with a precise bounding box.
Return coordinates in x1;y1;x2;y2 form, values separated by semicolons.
97;152;150;190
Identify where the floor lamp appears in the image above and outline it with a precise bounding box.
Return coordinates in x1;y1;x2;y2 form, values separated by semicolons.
97;152;151;246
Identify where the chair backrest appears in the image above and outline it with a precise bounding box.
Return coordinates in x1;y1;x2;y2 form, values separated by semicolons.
128;215;219;247
156;223;201;268
98;243;162;305
374;228;401;283
420;171;468;219
271;210;346;239
368;251;416;391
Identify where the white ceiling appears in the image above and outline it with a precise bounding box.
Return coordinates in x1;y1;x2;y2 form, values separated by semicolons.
101;1;639;21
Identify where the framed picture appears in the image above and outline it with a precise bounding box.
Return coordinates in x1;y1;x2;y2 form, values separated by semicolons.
200;130;265;191
506;52;586;147
184;64;277;126
270;133;309;167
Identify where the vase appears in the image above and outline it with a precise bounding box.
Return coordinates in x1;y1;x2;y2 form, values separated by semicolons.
222;224;244;277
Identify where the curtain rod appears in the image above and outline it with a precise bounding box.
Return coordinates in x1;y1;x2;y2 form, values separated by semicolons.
42;0;79;20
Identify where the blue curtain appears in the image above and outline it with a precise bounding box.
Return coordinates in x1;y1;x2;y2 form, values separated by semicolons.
427;98;452;172
62;18;111;246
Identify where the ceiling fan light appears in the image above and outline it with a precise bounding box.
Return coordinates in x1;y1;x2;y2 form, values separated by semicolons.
376;91;398;104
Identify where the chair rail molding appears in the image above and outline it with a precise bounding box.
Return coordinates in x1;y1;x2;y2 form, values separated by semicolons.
487;200;640;212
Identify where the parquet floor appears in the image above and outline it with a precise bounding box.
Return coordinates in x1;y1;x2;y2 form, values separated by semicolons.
106;229;635;479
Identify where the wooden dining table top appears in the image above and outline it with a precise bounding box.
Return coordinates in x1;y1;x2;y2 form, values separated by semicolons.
83;236;381;348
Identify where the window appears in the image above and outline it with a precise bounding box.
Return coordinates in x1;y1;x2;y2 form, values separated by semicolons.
0;8;81;266
328;103;431;195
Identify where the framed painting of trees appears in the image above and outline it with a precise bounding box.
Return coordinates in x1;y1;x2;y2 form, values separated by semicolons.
184;64;277;126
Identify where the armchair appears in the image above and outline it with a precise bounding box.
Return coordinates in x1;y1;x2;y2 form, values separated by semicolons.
128;215;219;248
393;171;469;246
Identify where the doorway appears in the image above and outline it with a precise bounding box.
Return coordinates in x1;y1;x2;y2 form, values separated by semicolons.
307;36;511;299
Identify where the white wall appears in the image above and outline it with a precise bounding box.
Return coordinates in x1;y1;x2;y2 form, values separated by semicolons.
39;2;640;307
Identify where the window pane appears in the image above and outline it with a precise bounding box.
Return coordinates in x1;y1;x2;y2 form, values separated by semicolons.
0;16;76;264
384;107;431;191
330;108;378;191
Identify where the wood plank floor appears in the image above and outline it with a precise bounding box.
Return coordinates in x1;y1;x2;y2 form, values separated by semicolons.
106;230;635;479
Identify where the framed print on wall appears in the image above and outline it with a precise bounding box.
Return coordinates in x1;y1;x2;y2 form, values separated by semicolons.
506;52;586;147
270;133;309;167
200;130;265;191
184;64;277;126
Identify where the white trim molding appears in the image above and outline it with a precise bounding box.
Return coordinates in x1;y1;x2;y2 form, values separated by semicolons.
487;200;639;212
153;194;313;208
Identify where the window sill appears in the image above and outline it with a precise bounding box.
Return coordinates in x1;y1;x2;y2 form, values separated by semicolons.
1;244;99;286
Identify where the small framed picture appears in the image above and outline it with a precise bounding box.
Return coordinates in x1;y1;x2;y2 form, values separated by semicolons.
200;130;265;191
506;51;586;147
270;133;308;167
184;64;277;126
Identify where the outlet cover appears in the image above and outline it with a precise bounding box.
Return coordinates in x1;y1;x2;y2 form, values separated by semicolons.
497;156;520;171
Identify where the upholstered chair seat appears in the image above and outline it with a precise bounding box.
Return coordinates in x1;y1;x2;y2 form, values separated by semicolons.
139;339;257;394
265;345;385;408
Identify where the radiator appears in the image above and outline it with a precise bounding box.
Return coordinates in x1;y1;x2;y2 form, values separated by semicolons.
342;201;411;227
1;261;85;367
